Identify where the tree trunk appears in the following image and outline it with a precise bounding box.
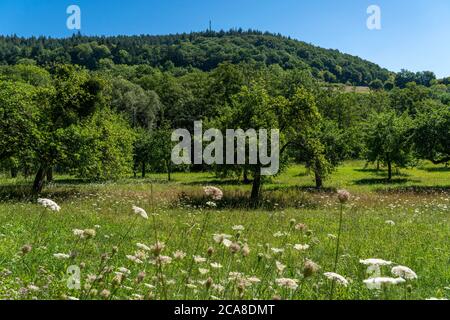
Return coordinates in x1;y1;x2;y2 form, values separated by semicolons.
33;166;47;194
243;169;251;184
166;160;171;182
250;168;261;204
387;160;392;181
10;167;18;178
141;162;146;178
46;167;53;182
314;168;323;189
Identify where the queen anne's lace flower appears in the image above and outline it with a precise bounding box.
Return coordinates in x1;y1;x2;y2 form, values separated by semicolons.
360;258;393;266
363;277;405;290
136;243;151;251
132;206;148;220
391;266;418;280
38;198;61;212
275;278;299;290
294;244;310;251
53;253;70;260
324;272;349;286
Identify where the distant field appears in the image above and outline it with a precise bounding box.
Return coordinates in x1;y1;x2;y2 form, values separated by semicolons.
0;161;448;300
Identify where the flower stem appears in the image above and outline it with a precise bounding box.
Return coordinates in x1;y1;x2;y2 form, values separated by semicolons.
330;203;344;300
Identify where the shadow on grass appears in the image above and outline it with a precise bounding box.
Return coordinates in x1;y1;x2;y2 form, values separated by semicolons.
182;179;248;186
353;178;416;185
419;167;450;173
267;185;336;194
354;169;410;177
376;185;450;195
0;183;100;202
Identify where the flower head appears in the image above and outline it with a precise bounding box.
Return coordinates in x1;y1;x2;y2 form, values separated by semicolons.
37;198;61;212
303;260;320;278
275;278;299;290
53;253;70;260
363;277;405;290
136;243;151;251
294;244;310;251
360;258;393;266
21;244;32;255
132;206;148;220
324;272;349;286
337;190;350;204
206;201;217;208
203;186;224;201
391;266;418;280
173;250;186;260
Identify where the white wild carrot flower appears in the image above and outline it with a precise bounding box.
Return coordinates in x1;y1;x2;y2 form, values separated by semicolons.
27;285;40;292
136;243;151;251
67;296;79;301
276;261;286;273
206;201;217;208
232;225;245;231
324;272;349;286
247;276;261;284
37;198;61;212
363;277;406;290
149;255;172;265
73;229;85;238
391;266;418;280
276;278;299;290
271;248;284;254
173;250;187;260
199;268;210;275
132;205;148;220
118;267;131;275
126;255;143;264
213;233;232;244
53;253;70;260
360;258;393;266
193;255;207;263
294;244;310;251
210;262;223;269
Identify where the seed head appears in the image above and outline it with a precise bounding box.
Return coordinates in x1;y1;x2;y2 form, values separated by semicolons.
21;244;32;255
303;260;320;278
337;189;351;204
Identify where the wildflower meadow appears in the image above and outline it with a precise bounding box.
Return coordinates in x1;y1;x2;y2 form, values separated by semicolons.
0;161;448;301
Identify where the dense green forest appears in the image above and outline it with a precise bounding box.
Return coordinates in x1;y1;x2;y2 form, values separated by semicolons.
1;31;449;199
0;30;395;86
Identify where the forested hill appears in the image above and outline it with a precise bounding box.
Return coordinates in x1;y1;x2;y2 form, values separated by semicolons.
0;30;392;86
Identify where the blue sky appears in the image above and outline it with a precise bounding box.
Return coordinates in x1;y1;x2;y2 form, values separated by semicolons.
1;0;450;77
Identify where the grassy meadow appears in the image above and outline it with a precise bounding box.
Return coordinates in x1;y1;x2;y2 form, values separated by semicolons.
0;161;449;300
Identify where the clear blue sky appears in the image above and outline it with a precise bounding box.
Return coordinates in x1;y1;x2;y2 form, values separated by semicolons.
1;0;450;77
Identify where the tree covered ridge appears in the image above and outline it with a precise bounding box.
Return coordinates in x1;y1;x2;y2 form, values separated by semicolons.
0;29;392;86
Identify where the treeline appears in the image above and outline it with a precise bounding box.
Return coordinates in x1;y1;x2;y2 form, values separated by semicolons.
0;30;394;86
1;59;448;199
